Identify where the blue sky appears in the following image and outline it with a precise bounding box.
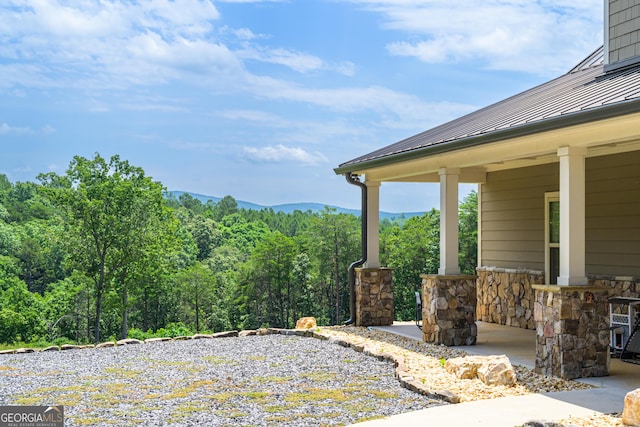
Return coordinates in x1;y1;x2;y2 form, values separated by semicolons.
1;1;603;212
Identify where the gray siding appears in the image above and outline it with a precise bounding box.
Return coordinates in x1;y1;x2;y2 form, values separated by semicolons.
480;152;640;277
480;163;559;271
585;151;640;276
608;0;640;66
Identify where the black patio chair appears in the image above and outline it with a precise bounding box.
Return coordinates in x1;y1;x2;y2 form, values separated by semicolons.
621;314;640;364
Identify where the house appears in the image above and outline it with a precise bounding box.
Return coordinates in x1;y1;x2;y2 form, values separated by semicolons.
334;0;640;379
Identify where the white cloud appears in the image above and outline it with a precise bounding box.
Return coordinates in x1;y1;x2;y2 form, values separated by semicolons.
0;122;32;135
348;0;603;76
243;144;329;165
239;46;356;75
244;75;475;128
221;109;287;125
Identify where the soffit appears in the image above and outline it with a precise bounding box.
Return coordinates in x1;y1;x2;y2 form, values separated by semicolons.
359;111;640;183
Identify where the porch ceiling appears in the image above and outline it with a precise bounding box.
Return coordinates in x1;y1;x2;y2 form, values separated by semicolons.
357;110;640;183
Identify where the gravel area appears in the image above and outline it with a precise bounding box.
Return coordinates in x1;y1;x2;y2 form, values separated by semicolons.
0;333;443;426
0;326;628;427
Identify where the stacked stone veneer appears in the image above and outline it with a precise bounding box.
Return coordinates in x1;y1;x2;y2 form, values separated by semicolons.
355;268;394;327
533;285;610;379
592;275;640;301
421;274;477;346
476;267;544;330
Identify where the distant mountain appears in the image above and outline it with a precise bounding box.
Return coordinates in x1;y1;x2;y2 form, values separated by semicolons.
167;191;423;220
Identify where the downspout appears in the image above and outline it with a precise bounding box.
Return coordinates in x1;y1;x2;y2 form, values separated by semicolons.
344;172;367;325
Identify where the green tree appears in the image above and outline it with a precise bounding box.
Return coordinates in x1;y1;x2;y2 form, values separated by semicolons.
38;153;173;343
381;210;440;321
306;209;360;325
212;195;238;221
240;231;298;328
459;190;478;275
173;262;217;333
0;277;44;343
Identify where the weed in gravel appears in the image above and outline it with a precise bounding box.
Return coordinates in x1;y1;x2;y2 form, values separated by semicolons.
247;355;267;361
70;416;111;426
354;414;386;424
263;404;294;413
201;355;238;366
103;366;142;379
163;380;218;400
168;402;211;423
12;396;42;405
253;375;292;384
299;371;338;382
369;390;400;399
243;391;270;401
285;387;350;403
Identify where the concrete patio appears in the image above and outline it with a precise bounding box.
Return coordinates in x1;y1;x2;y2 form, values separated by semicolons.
354;321;640;426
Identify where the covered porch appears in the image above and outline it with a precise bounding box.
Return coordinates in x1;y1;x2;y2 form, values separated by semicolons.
335;44;640;379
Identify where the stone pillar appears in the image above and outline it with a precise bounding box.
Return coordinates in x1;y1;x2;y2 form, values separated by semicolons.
421;274;477;346
533;285;610;379
355;268;394;326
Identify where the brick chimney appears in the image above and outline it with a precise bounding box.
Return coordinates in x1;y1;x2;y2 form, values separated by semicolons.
605;0;640;71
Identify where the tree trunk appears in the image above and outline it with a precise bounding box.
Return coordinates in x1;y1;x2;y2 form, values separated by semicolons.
94;284;103;344
121;286;128;340
142;288;149;332
195;289;200;333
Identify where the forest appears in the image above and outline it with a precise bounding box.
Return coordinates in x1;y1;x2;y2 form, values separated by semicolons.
0;153;477;346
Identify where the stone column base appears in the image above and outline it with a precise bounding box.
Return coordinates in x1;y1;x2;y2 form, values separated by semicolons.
533;285;610;379
355;268;394;326
421;274;477;346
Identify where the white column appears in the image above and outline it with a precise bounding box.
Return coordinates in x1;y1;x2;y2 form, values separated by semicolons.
365;180;381;268
439;168;460;275
557;146;588;286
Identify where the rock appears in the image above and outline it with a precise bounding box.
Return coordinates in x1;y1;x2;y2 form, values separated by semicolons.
96;342;115;348
116;338;142;346
42;346;60;352
623;388;640;426
60;344;82;350
239;330;257;337
295;317;317;330
445;356;479;379
445;355;516;387
477;355;517;387
15;348;35;354
212;330;239;338
145;337;172;343
523;421;563;427
192;334;213;339
0;349;15;355
173;335;193;340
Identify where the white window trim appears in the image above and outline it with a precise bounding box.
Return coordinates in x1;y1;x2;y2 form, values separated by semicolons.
545;191;560;285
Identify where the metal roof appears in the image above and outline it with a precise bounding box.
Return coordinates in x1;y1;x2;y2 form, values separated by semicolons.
335;46;640;174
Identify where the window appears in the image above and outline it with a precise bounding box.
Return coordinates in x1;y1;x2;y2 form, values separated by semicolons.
545;192;560;285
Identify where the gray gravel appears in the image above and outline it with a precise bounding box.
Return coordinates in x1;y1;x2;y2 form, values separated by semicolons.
0;334;444;426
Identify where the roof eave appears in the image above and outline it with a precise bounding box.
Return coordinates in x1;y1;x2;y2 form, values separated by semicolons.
333;99;640;176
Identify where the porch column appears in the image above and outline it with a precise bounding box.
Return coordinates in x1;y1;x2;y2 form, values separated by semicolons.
557;146;587;286
533;146;608;380
439;168;460;275
365;180;381;268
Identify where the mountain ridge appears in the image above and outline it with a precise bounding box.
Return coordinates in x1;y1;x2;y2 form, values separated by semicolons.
167;191;424;220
